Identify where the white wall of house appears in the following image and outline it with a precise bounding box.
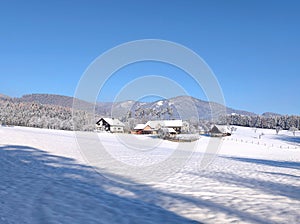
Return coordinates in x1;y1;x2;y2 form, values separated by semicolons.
111;126;124;133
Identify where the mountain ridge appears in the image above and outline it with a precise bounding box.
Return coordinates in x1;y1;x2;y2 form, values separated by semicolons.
2;93;289;119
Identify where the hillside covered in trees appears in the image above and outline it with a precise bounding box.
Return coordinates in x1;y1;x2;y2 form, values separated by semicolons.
0;98;94;131
0;93;299;133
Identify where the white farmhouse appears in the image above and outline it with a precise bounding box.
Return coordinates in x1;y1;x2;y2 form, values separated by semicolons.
96;118;125;133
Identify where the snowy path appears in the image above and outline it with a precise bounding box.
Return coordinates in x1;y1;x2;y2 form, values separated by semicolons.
0;126;299;223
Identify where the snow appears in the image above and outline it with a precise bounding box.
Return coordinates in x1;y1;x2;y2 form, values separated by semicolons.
0;125;299;223
156;101;163;106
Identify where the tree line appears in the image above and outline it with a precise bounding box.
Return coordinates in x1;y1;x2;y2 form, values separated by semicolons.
0;99;94;131
218;114;300;130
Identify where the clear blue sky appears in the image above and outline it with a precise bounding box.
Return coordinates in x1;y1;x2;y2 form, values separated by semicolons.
0;0;299;115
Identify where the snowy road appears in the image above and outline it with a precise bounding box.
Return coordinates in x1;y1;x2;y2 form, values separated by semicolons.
0;126;299;223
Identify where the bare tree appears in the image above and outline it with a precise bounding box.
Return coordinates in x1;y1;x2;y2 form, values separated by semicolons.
275;126;281;135
182;121;190;133
289;126;298;136
230;126;237;134
259;132;264;139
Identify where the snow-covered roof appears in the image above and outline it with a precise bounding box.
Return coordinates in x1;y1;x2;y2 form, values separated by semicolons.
145;120;182;129
99;118;125;126
145;120;162;129
159;127;177;133
210;125;229;133
134;124;147;130
166;128;176;133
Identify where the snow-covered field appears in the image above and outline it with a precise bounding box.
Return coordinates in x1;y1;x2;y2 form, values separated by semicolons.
0;126;299;223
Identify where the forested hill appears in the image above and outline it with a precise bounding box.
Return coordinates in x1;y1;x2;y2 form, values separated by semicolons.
12;94;257;120
0;97;94;131
1;93;299;132
16;94;78;108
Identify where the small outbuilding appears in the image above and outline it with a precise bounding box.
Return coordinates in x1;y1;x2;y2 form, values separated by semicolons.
96;118;125;133
210;125;231;137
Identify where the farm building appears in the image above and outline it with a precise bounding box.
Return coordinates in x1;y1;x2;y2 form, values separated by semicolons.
146;120;183;134
133;120;183;134
96;118;125;133
133;124;153;134
210;125;231;137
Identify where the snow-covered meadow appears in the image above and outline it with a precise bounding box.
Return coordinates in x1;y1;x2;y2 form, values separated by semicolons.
0;126;299;223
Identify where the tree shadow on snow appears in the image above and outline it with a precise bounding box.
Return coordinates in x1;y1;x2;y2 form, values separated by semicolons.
274;135;300;146
0;145;199;224
261;171;300;179
1;145;288;224
203;156;300;201
225;156;300;170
